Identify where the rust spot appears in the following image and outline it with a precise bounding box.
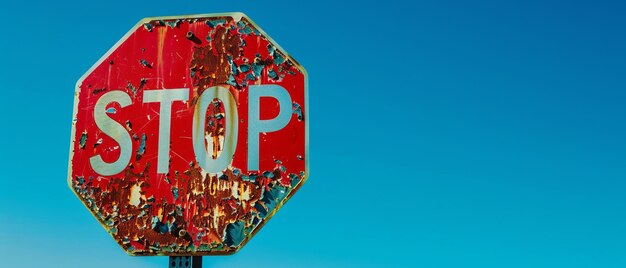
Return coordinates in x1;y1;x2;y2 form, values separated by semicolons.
186;31;202;45
92;87;106;95
189;25;242;99
139;59;153;68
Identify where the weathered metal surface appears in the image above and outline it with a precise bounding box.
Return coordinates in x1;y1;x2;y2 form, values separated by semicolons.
169;256;202;268
68;13;308;256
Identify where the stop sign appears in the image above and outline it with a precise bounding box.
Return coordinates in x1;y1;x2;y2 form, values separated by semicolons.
68;13;308;256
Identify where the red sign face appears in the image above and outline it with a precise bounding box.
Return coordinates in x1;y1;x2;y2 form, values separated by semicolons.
68;13;308;256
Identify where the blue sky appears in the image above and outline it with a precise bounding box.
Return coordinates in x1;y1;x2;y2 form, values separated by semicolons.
1;1;625;267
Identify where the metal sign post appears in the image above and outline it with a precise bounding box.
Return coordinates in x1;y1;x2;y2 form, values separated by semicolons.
169;256;202;268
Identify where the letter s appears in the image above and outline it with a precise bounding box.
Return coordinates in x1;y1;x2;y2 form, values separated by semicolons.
89;90;132;176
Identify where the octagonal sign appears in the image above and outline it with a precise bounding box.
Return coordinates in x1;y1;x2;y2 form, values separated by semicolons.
68;13;308;256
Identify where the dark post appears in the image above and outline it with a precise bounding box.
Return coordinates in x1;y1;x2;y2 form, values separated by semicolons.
169;256;202;268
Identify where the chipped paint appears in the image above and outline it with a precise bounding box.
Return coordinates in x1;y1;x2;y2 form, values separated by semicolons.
68;13;308;256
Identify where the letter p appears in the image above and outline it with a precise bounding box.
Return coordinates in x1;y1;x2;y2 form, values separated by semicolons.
248;85;292;171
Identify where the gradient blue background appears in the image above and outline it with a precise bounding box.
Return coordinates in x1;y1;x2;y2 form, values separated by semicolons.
1;1;625;267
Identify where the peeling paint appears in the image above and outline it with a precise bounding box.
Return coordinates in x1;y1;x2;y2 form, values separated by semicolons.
69;13;308;256
136;133;147;160
79;131;87;149
139;59;153;68
293;102;304;121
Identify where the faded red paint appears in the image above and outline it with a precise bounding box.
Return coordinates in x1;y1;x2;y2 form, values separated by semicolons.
69;13;307;256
